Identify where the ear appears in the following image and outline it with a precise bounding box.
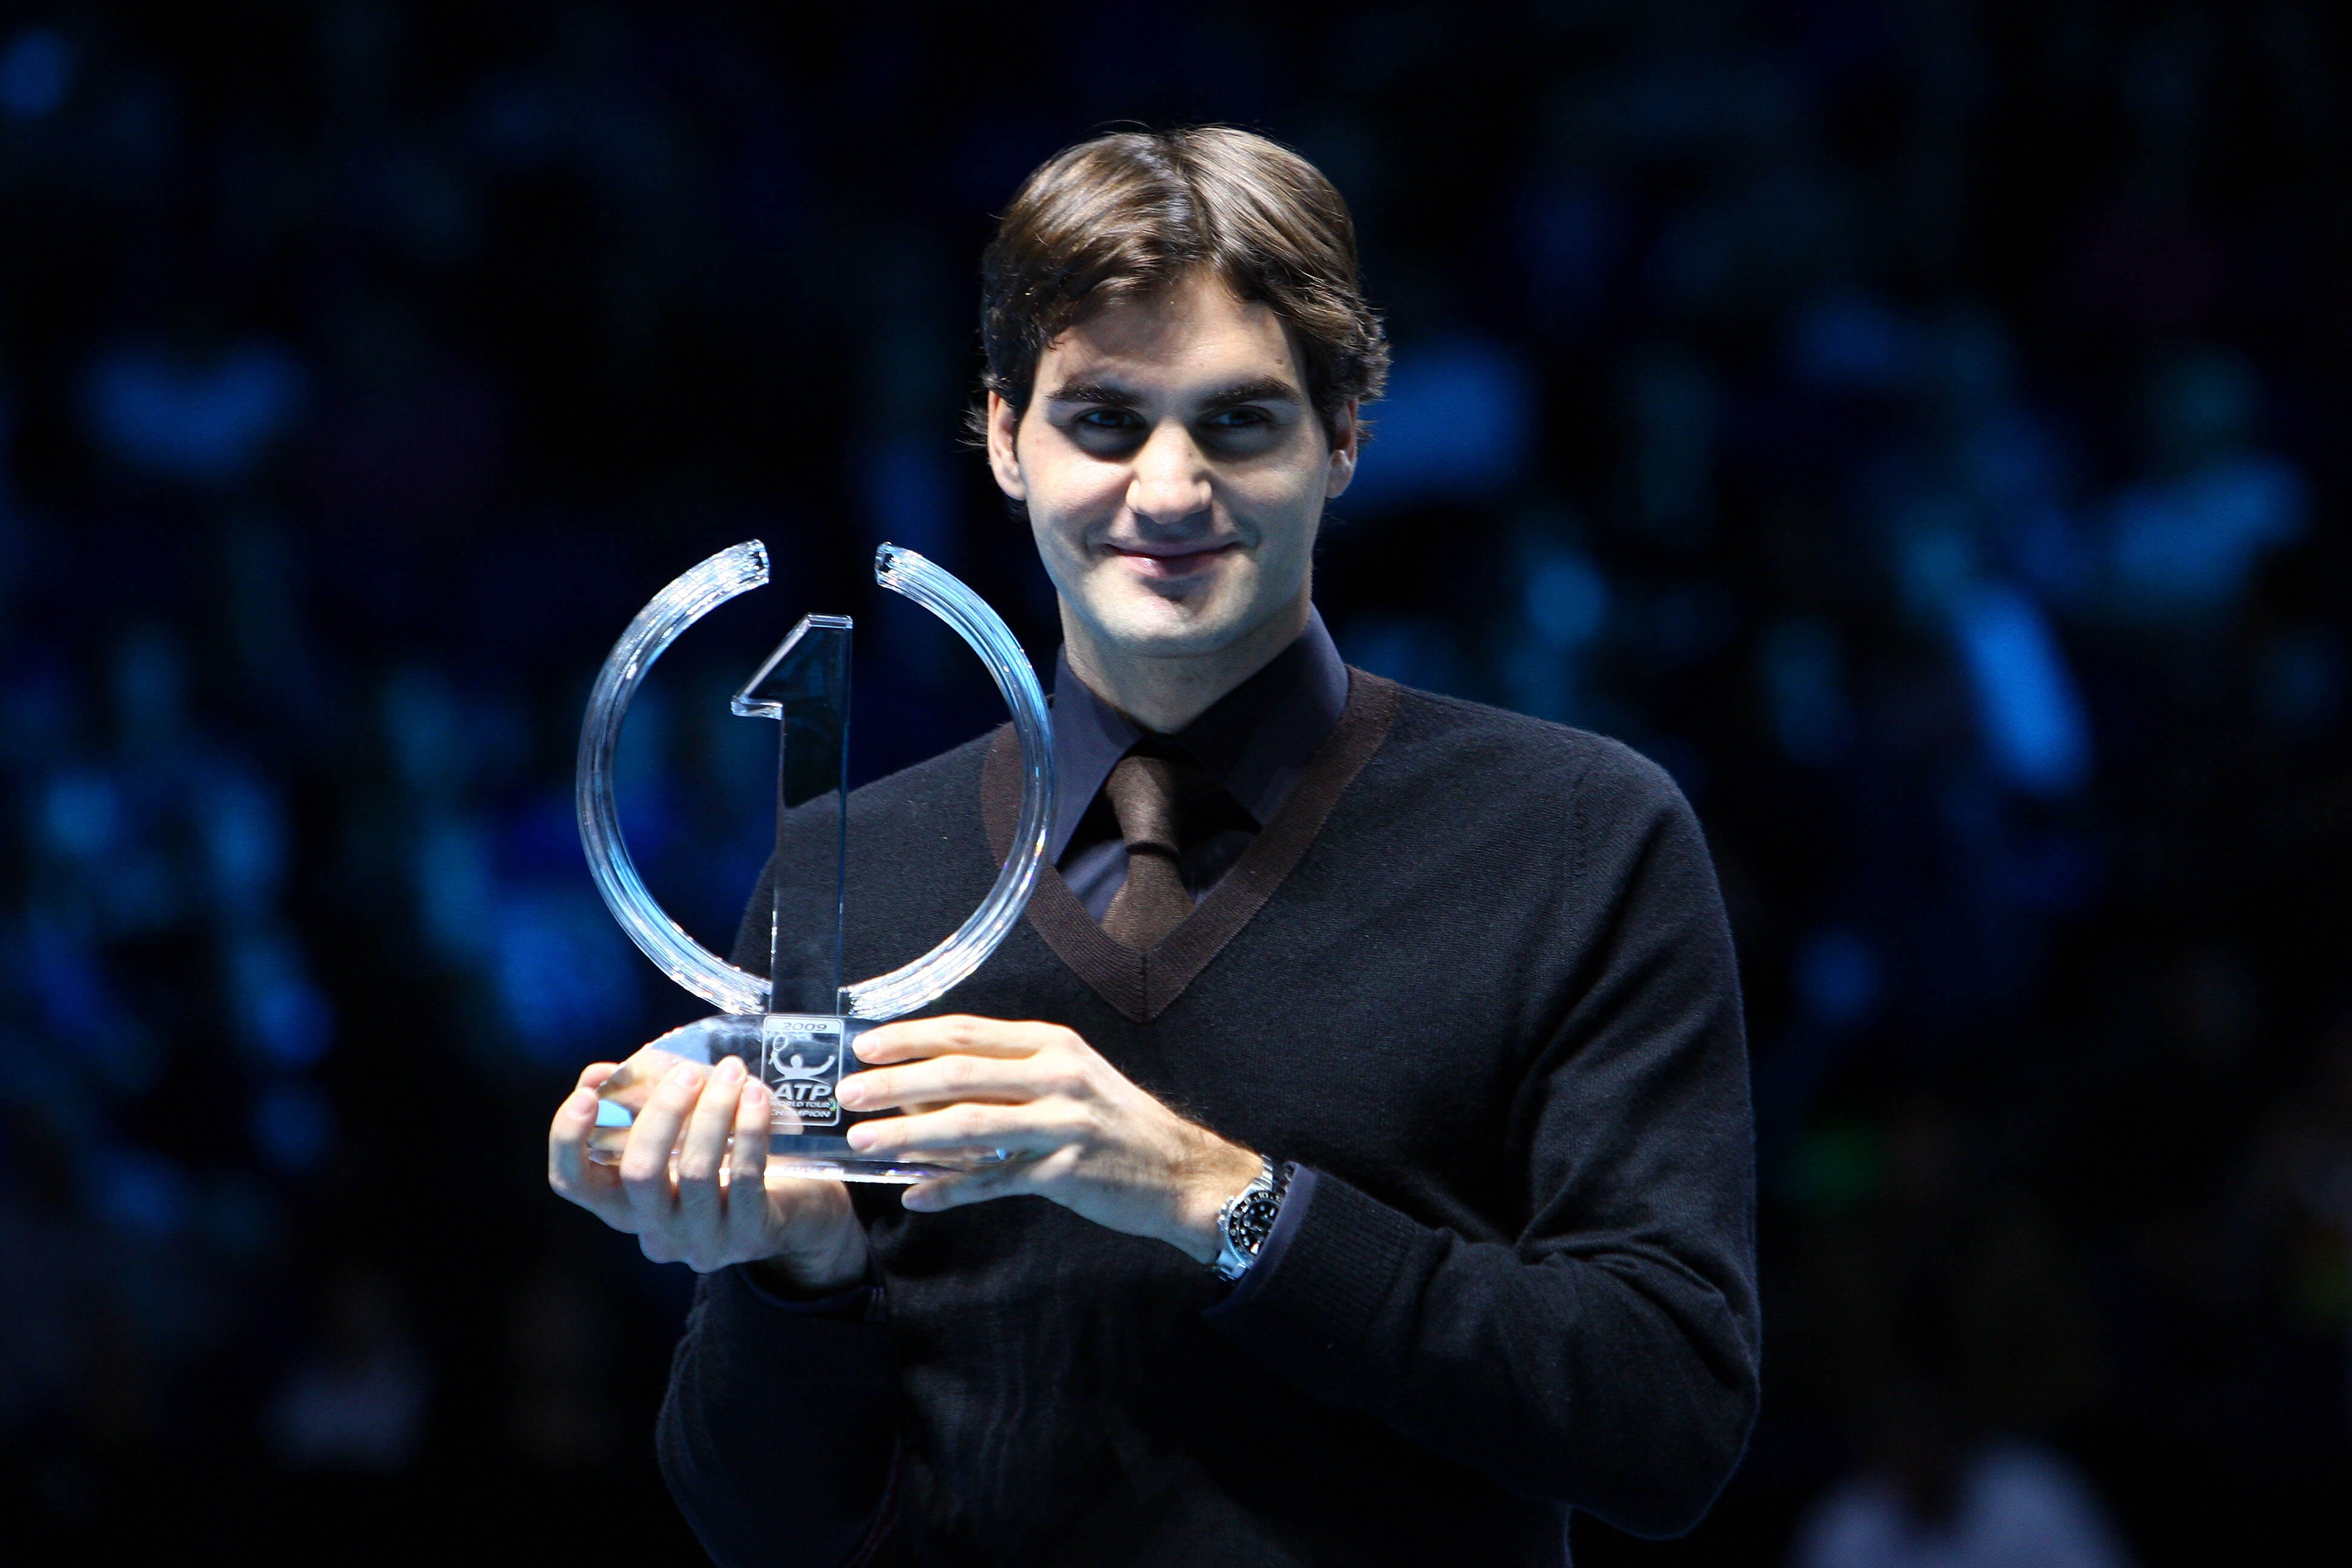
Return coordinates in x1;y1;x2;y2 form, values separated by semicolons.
985;390;1028;502
1322;398;1360;500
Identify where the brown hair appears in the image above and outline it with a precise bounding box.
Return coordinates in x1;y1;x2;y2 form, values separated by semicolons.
975;126;1387;441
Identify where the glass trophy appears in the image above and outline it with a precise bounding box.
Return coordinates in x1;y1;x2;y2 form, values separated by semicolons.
575;540;1053;1182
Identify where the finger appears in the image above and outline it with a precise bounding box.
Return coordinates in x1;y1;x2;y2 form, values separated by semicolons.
853;1016;1054;1065
725;1077;776;1252
549;1083;632;1225
577;1062;627;1163
597;1045;696;1112
847;1100;1057;1160
619;1059;706;1229
901;1156;1037;1213
675;1056;746;1246
837;1052;1064;1114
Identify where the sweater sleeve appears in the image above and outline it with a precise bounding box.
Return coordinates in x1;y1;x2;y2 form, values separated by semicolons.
655;852;901;1567
1204;746;1760;1537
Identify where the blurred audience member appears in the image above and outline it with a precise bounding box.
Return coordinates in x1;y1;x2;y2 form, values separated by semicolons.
264;1264;429;1472
1791;1432;2133;1568
1789;1095;2128;1567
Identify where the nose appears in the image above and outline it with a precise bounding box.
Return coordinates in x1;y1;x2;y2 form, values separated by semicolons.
1125;423;1214;532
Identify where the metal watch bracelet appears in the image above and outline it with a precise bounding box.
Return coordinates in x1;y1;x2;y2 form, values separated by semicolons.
1212;1157;1288;1282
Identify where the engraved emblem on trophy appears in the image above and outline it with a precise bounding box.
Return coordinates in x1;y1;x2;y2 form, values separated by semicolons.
575;540;1053;1182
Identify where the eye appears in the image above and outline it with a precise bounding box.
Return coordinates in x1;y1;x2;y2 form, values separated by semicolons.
1074;407;1143;431
1197;405;1287;449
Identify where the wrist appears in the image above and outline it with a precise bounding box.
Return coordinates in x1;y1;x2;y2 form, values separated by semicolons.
1172;1135;1266;1265
754;1214;868;1296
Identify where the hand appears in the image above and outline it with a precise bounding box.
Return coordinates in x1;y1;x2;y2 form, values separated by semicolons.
549;1051;867;1293
836;1016;1263;1264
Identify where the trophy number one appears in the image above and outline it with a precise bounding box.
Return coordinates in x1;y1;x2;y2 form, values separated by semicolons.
575;541;1054;1182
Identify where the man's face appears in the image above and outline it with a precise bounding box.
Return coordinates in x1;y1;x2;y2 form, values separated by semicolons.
987;273;1356;664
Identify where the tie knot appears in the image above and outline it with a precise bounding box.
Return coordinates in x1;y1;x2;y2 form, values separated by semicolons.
1103;751;1184;854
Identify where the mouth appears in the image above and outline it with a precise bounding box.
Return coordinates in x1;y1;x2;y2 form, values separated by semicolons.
1104;540;1243;579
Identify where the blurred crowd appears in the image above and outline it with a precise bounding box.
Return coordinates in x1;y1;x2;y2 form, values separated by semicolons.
1;2;2345;1561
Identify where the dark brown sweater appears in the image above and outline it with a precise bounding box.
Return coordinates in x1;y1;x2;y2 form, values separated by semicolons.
658;673;1760;1567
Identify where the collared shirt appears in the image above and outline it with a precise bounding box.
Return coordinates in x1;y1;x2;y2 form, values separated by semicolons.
1050;607;1350;922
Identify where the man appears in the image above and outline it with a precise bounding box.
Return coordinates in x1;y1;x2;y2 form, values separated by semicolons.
549;126;1757;1566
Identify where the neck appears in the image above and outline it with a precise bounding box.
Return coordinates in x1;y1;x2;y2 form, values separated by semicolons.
1060;593;1312;734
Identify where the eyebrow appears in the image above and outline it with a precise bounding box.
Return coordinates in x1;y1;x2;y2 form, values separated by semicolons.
1045;376;1304;412
1198;377;1304;411
1047;380;1144;410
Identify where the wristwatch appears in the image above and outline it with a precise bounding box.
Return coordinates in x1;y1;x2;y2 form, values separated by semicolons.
1212;1158;1289;1282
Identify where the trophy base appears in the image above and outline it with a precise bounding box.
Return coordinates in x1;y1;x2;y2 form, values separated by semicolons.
584;1121;971;1184
766;1134;955;1184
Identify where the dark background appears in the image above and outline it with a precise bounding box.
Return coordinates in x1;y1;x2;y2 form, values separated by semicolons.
2;2;2346;1562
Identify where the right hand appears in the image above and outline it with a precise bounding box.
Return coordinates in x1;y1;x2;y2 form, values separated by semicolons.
549;1050;867;1293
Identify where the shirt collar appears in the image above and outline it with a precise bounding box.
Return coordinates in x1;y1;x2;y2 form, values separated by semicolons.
1047;607;1350;864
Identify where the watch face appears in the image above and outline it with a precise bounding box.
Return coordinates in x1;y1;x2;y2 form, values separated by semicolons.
1230;1189;1280;1253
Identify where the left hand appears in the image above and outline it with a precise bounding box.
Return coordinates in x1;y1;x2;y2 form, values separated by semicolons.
836;1016;1263;1264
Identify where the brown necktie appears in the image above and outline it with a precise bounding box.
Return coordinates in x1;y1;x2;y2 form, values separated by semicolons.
1101;753;1194;950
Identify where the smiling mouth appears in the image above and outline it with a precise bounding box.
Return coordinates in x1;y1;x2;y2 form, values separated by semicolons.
1106;541;1241;578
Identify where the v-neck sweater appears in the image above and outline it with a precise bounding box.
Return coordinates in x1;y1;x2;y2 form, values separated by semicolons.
659;673;1760;1568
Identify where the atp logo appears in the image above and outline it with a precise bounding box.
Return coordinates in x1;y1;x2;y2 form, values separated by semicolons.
760;1019;843;1127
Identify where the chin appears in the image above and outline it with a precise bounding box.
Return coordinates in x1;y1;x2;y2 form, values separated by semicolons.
1089;590;1255;660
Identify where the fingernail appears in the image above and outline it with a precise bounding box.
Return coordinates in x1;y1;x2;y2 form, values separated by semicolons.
845;1124;873;1151
566;1088;596;1119
835;1079;864;1109
714;1054;745;1083
667;1062;703;1089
